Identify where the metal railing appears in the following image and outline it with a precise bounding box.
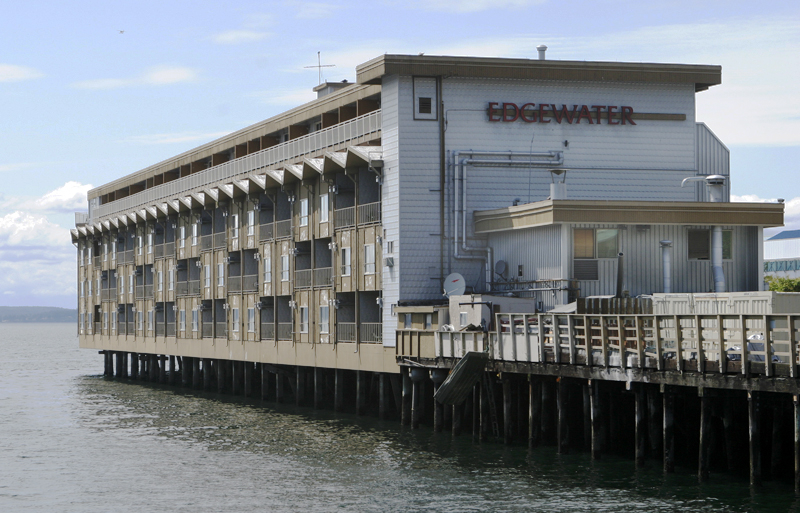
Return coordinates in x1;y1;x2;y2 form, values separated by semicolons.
156;323;165;336
90;110;382;222
135;285;144;299
313;267;332;287
334;207;355;229
358;202;381;225
188;280;201;295
166;323;176;337
228;276;242;293
337;323;356;343
361;323;382;343
275;219;292;238
295;269;312;289
165;242;175;256
175;282;188;296
75;212;88;225
202;323;213;338
155;244;164;258
259;223;274;241
215;322;227;338
201;234;213;250
261;323;275;340
93;256;101;267
242;274;259;293
213;232;226;248
277;323;293;341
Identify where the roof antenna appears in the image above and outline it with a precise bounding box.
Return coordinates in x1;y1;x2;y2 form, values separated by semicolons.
304;51;336;84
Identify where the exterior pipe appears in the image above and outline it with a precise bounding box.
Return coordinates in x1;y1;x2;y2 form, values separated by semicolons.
681;174;727;293
660;240;673;293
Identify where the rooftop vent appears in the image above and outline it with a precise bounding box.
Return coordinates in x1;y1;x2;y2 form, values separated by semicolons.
537;45;547;60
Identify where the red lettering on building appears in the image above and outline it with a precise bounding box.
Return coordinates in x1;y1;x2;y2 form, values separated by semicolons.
621;106;636;125
487;102;639;125
519;103;537;123
502;103;519;122
487;102;500;122
607;105;619;125
551;104;578;124
576;105;593;124
538;104;550;124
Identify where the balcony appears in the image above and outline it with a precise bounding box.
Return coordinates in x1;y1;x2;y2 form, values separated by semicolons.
165;242;175;256
334;207;355;229
361;323;382;343
213;232;226;249
176;282;188;296
93;256;101;267
188;280;201;295
144;284;154;298
155;244;164;258
155;323;165;336
261;322;275;340
215;322;227;338
135;285;144;299
201;234;213;251
313;267;333;288
295;269;312;289
228;276;242;293
242;274;259;293
275;219;292;239
259;223;274;241
336;322;356;343
202;322;213;338
277;323;293;341
358;202;381;225
121;250;134;264
166;323;176;337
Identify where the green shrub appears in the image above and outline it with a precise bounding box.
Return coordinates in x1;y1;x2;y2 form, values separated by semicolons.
764;275;800;292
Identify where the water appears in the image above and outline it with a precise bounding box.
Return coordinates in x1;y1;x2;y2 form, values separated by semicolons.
1;323;798;512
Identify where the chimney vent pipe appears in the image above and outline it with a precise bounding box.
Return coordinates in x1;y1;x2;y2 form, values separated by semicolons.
536;45;547;60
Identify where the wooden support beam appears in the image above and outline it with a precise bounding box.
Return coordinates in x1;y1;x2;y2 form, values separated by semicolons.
698;389;711;481
276;371;284;403
583;382;591;450
723;394;735;471
315;367;324;409
334;369;344;412
261;363;271;400
122;353;128;379
130;352;138;380
217;359;226;394
648;385;661;458
401;368;411;426
296;367;305;406
244;362;252;398
772;401;783;478
542;379;555;445
590;380;604;460
115;352;123;378
192;358;201;389
379;374;387;420
663;386;675;473
749;391;762;486
503;376;513;444
529;377;542;449
557;378;569;454
636;384;647;468
411;379;421;429
169;356;176;386
480;377;490;442
356;370;366;415
203;359;213;391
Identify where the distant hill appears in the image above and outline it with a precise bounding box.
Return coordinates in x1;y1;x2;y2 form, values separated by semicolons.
0;306;77;323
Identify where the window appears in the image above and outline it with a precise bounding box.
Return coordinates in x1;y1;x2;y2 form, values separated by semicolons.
299;198;309;227
103;312;108;330
80;281;85;297
112;242;116;261
403;313;412;329
574;228;619;259
232;308;239;332
247;308;255;333
88;313;92;329
573;229;595;259
80;313;84;332
688;229;733;260
204;264;211;289
459;312;468;327
111;312;116;333
179;226;186;248
192;309;198;332
192;224;198;246
147;310;153;332
341;247;351;276
147;233;153;254
96;277;101;297
129;273;134;294
320;194;329;223
264;255;272;283
597;229;619;259
157;271;163;291
281;255;289;281
299;306;308;333
88;280;92;297
103;243;108;261
179;310;186;332
364;244;375;274
425;313;432;330
217;263;224;287
387;240;394;254
247;211;255;236
137;311;143;332
418;97;432;114
168;268;174;291
137;236;143;256
231;214;239;239
320;306;329;334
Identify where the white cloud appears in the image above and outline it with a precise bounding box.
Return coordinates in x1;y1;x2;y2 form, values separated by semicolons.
412;0;545;12
732;194;800;233
126;131;232;145
0;64;43;82
35;181;93;212
73;66;198;90
0;162;37;173
212;30;270;45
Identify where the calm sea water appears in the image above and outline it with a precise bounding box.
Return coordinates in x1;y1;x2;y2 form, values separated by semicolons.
1;323;799;512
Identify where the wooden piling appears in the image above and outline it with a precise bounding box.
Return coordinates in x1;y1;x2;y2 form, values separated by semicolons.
663;386;675;473
480;377;490;442
794;394;800;493
296;367;305;406
130;353;138;380
542;379;554;445
115;352;123;378
636;385;647;469
503;376;513;444
401;368;411;426
379;374;387;420
648;386;661;458
749;391;762;486
261;364;271;400
169;356;176;386
529;377;541;449
356;371;366;415
203;359;213;391
334;369;344;412
723;394;735;471
698;390;711;482
411;379;421;429
243;362;252;398
583;382;591;451
276;370;285;403
771;401;783;478
122;353;128;379
473;384;480;442
217;359;226;394
192;358;201;389
590;380;603;460
314;368;324;409
452;403;463;436
557;378;568;454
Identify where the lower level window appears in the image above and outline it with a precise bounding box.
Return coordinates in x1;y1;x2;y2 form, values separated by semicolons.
247;308;255;333
232;308;239;332
299;306;308;333
688;229;732;260
319;306;329;334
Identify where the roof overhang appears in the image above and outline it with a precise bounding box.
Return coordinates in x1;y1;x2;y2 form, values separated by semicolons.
473;200;785;234
357;54;721;93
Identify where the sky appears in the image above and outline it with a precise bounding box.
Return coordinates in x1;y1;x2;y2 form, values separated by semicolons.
1;0;798;308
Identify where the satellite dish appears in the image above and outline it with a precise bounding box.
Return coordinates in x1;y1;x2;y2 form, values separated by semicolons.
494;260;507;277
443;273;466;297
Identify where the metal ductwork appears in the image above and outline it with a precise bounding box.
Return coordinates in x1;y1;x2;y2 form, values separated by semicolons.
681;175;727;292
660;240;672;293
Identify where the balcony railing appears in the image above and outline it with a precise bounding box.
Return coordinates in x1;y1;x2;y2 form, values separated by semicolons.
201;234;213;251
277;323;293;341
295;269;312;289
242;274;259;293
337;322;356;343
166;323;176;337
188;280;201;295
165;242;175;256
135;285;144;299
275;219;292;238
259;223;274;241
358;202;381;225
176;282;188;296
93;256;101;267
215;322;227;338
144;284;154;298
313;267;333;287
334;207;355;229
202;322;213;338
155;323;165;336
90;110;381;223
122;250;134;264
361;323;382;343
213;232;226;248
261;322;275;340
228;276;242;293
155;244;164;258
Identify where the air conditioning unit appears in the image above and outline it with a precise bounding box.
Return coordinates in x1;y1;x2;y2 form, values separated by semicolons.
383;257;394;268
